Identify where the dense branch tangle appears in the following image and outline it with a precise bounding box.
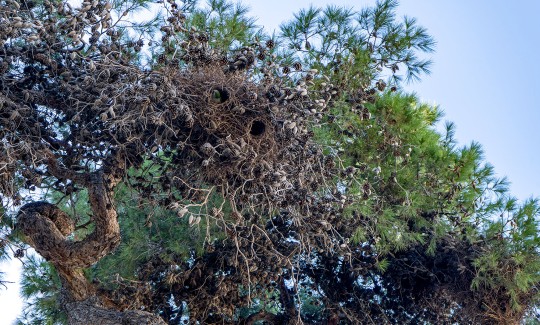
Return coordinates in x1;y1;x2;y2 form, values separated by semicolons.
1;0;345;322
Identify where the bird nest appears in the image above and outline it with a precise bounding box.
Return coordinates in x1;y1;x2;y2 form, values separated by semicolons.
153;63;324;216
174;66;278;176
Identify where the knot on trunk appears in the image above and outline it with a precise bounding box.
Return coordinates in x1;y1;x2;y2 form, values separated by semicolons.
18;201;75;236
17;201;75;263
16;201;95;301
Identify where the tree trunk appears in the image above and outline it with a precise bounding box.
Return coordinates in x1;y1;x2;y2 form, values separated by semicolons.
17;166;166;324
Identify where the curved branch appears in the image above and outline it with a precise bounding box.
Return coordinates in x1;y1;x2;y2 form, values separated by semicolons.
16;161;166;323
17;174;120;268
16;173;121;300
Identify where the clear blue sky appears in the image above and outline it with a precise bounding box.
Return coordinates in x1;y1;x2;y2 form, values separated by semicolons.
1;1;539;323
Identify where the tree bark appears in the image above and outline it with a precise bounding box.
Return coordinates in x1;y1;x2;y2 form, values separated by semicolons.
64;297;165;325
17;159;166;324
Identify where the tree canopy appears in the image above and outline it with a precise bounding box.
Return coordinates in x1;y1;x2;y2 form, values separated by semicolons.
1;0;539;324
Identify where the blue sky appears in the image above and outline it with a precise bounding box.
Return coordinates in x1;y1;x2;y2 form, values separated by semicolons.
1;0;539;323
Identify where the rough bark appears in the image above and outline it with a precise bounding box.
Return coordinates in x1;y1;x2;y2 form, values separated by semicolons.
16;158;166;324
64;298;166;325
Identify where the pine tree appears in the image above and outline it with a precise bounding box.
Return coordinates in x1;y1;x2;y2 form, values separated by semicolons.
1;0;539;324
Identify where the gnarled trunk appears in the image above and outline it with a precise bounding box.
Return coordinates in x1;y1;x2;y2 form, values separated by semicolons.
17;167;166;324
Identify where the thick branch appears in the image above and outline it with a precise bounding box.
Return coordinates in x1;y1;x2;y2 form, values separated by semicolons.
16;155;124;291
17;173;120;271
44;150;91;186
64;298;166;325
16;155;166;323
